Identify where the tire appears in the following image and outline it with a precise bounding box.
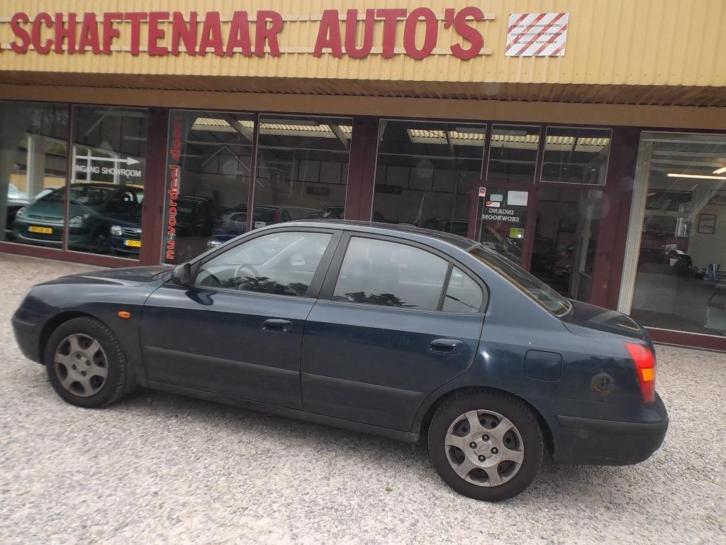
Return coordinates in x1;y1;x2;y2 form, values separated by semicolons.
91;229;111;254
44;317;128;408
427;390;544;502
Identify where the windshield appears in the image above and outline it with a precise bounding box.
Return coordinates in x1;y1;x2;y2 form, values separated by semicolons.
470;245;572;317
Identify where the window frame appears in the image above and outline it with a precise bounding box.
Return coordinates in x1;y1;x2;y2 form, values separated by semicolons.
186;226;342;300
318;231;488;315
485;123;542;185
539;125;613;186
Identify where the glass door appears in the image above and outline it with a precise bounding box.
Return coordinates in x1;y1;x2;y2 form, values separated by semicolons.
476;186;530;264
531;187;604;301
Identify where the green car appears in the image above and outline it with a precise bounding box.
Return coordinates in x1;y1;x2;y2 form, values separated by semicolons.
13;183;143;254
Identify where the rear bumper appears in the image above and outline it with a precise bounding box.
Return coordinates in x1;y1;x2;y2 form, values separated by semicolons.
553;394;668;465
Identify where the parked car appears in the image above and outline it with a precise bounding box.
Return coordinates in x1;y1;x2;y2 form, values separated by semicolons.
175;196;217;238
207;205;325;248
12;221;668;501
12;183;143;253
109;221;142;256
5;183;32;239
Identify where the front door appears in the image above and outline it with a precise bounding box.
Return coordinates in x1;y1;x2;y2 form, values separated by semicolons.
301;234;486;431
141;229;337;409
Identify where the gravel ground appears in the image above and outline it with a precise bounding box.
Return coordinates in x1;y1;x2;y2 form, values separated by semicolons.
0;253;724;545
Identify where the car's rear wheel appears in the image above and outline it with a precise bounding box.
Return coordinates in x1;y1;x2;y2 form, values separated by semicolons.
428;391;544;501
44;317;128;408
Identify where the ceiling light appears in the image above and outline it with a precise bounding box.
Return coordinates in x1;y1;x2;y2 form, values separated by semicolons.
667;173;726;181
714;166;726;174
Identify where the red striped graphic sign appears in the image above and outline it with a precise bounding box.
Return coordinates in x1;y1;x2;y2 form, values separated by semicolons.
505;12;569;57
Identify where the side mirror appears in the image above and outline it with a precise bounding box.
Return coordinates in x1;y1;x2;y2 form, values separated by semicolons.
171;262;195;287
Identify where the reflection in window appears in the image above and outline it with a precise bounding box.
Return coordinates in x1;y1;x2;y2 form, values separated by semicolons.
531;187;604;301
196;231;331;296
70;106;148;257
164;111;254;263
254;116;351;229
542;127;611;185
373;121;486;236
0;102;68;248
630;132;726;336
478;187;528;262
333;237;448;310
443;267;484;313
488;125;540;183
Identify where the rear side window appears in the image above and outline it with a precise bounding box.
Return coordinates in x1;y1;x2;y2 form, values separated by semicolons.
443;267;484;313
333;237;448;310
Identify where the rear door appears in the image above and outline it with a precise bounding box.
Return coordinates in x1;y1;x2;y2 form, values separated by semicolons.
301;234;487;431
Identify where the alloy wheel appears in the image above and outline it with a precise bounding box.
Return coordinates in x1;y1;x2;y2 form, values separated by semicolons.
53;333;108;398
444;409;525;487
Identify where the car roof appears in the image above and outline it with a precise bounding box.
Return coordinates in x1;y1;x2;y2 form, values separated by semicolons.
282;219;479;251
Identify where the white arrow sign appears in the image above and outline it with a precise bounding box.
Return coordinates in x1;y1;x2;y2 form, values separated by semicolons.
79;155;140;166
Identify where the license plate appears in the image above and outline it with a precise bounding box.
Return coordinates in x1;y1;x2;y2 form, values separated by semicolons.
124;239;142;248
28;225;53;235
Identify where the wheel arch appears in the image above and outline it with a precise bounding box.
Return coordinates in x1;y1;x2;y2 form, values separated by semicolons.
39;311;110;364
417;386;555;456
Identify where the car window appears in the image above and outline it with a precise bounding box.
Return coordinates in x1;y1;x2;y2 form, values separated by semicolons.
443;267;484;313
195;231;332;297
333;237;448;310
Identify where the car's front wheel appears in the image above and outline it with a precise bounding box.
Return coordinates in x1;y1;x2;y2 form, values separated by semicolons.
44;317;128;408
428;391;544;501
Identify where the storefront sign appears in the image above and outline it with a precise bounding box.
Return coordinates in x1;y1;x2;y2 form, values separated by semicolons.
505;13;569;57
3;8;495;60
75;164;142;178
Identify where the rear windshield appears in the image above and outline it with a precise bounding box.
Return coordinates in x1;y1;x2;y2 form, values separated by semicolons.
469;245;572;317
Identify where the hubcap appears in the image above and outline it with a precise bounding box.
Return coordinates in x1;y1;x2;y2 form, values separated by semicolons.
54;333;108;398
444;409;524;487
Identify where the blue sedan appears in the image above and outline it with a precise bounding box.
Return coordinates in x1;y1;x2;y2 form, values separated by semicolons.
11;221;667;501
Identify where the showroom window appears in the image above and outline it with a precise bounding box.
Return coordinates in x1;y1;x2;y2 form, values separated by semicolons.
163;111;255;264
0;102;69;248
541;127;611;185
531;186;604;301
487;124;540;183
254;115;351;227
70;106;148;257
372;120;487;236
621;132;726;337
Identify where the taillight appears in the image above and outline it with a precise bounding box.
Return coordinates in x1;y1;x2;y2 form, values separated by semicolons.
625;342;656;404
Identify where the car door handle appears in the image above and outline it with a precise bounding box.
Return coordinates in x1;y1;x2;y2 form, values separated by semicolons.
430;338;463;354
262;318;292;333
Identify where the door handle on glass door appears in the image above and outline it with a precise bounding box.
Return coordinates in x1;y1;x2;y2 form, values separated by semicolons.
430;338;463;353
262;319;292;333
